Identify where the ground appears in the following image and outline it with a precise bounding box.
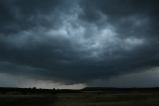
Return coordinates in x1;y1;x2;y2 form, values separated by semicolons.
1;90;159;106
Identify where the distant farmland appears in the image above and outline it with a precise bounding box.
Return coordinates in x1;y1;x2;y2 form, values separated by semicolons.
1;87;159;106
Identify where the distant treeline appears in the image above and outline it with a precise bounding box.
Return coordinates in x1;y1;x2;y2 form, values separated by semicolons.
0;87;82;95
1;87;159;95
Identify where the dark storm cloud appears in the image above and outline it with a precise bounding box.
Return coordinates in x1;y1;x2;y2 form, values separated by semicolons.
0;0;62;34
80;0;159;36
78;0;159;79
0;0;159;85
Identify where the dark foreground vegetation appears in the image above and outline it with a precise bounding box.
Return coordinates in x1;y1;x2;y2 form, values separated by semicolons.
1;87;159;106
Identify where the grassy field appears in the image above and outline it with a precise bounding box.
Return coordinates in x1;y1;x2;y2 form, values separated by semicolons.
1;90;159;106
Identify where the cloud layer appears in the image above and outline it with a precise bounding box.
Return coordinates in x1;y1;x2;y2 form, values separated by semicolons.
0;0;159;87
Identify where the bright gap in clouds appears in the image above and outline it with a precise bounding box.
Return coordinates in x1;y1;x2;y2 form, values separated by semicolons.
0;73;86;89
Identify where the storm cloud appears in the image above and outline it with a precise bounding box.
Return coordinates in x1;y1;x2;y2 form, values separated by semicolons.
0;0;159;88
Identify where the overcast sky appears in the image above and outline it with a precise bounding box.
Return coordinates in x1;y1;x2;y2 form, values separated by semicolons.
0;0;159;89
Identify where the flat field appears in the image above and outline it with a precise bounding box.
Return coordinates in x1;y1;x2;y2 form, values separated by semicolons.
1;90;159;106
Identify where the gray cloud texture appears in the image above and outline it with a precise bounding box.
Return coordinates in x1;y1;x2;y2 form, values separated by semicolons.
0;0;159;86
